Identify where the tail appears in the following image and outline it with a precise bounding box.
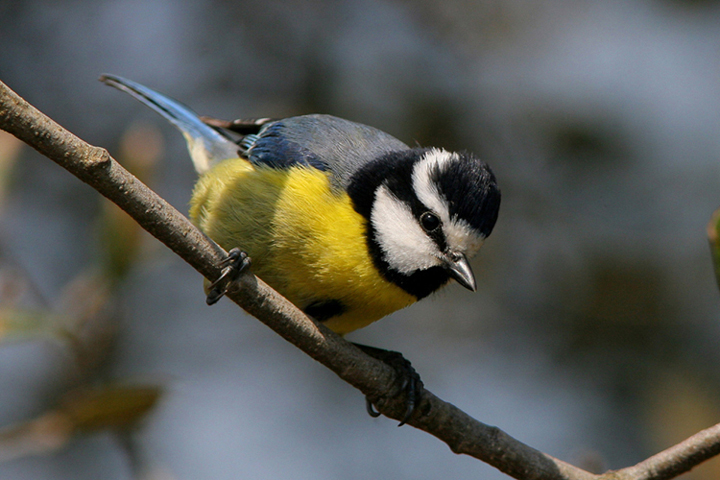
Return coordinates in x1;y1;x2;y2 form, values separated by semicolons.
100;74;239;174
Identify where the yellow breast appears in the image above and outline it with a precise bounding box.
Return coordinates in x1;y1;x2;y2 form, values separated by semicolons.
189;158;417;334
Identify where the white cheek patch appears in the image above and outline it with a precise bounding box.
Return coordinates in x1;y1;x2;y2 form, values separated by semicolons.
412;148;486;257
371;185;442;274
446;219;485;257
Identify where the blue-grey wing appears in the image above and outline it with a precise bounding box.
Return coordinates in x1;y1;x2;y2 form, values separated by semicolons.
242;114;409;188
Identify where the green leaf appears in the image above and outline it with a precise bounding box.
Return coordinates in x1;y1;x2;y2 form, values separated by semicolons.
60;385;163;433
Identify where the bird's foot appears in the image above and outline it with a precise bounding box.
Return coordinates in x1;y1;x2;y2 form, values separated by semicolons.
206;248;251;305
353;343;424;426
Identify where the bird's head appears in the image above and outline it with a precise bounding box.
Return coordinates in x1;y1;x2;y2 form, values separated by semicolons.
350;147;500;298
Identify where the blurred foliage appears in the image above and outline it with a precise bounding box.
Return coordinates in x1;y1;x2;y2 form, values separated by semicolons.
59;384;162;434
547;119;630;170
664;0;720;7
0;124;164;470
99;121;163;284
0;384;161;463
707;208;720;291
2;1;720;478
0;132;22;210
0;305;68;346
642;369;720;480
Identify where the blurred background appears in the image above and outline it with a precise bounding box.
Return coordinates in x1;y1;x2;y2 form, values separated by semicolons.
2;0;720;478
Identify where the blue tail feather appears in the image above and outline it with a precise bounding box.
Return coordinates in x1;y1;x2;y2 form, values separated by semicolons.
100;74;239;173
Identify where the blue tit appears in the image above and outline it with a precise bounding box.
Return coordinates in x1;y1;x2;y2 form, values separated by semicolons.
101;75;500;422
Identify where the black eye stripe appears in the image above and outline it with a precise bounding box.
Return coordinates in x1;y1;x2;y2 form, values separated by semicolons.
418;211;447;251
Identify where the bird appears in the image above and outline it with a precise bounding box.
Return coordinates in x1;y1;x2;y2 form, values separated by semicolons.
101;74;501;424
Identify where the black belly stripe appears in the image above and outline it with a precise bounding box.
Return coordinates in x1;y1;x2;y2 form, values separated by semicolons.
304;299;347;322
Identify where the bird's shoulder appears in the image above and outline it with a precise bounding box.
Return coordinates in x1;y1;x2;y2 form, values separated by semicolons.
207;114;410;188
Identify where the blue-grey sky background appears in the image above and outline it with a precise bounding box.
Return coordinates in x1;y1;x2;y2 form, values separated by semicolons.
2;1;720;479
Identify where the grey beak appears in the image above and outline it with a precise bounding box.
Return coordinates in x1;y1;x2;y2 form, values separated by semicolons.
443;252;477;292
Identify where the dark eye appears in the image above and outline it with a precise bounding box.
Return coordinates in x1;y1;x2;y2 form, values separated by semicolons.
420;212;441;232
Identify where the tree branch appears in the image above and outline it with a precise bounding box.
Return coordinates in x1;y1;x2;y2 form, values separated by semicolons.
1;78;718;480
613;422;720;480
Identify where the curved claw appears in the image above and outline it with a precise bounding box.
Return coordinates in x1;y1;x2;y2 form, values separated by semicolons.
366;398;382;418
354;343;424;426
206;248;251;305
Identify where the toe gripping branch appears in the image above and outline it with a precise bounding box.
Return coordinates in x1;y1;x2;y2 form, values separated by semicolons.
205;251;424;426
206;248;251;305
353;344;425;427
